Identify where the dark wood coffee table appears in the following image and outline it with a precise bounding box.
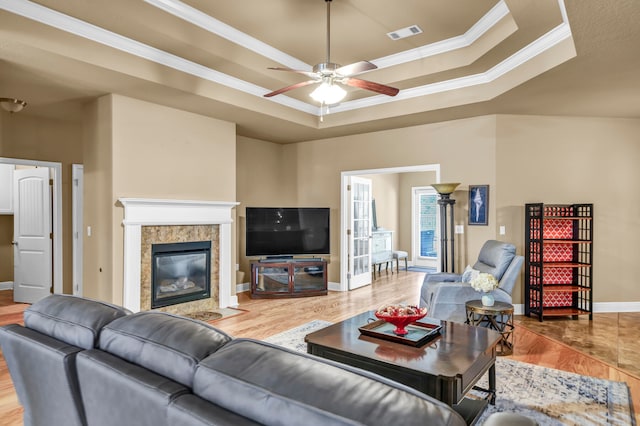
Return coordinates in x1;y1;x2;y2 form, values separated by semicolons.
305;311;502;425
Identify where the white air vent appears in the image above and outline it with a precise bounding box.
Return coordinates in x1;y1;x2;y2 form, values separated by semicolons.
387;25;423;40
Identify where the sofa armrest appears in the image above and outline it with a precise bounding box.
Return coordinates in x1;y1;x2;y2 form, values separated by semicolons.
423;273;461;284
421;282;512;323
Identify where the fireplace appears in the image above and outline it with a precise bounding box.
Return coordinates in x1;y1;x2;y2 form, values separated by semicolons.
151;241;211;309
119;198;238;313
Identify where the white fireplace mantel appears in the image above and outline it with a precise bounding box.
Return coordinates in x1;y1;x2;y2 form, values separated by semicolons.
119;198;239;312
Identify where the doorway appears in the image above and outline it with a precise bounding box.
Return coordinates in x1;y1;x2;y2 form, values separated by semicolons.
0;157;63;297
340;164;440;291
412;187;440;270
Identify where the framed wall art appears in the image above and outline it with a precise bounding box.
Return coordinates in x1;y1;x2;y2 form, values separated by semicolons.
468;185;489;226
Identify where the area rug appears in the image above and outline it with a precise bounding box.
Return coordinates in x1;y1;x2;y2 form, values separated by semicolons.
264;321;634;426
184;307;247;322
407;266;437;273
183;311;223;321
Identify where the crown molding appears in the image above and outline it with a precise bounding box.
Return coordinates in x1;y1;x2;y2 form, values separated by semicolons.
0;0;573;119
331;21;573;113
0;0;318;115
146;0;511;75
143;0;311;71
372;0;510;69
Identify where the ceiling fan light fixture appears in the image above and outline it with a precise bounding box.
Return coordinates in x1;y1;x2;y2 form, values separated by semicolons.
0;98;27;113
310;81;346;105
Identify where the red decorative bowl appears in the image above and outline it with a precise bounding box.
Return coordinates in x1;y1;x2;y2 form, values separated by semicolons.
374;308;427;336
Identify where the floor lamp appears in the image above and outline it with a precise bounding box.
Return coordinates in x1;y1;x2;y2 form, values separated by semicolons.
431;183;460;273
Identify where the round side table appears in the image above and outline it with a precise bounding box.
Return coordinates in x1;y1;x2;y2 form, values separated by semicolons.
465;300;514;356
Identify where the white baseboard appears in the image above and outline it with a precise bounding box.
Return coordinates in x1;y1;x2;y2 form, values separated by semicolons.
0;281;13;291
328;281;340;292
593;301;640;313
236;282;250;294
233;286;640;314
514;302;640;315
226;295;239;308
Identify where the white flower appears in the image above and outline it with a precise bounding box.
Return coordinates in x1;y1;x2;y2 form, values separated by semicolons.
470;272;499;293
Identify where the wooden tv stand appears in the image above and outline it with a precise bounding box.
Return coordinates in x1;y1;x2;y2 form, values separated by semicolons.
250;258;328;299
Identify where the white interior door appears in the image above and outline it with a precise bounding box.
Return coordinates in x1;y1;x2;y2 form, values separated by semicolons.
13;167;52;303
348;176;373;290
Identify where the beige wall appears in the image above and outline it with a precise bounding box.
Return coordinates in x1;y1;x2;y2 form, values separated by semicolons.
4;101;637;309
235;113;640;307
235;136;297;278
83;94;237;304
253;115;498;284
0;111;83;293
300;117;495;281
496;115;640;304
83;96;114;301
363;173;400;238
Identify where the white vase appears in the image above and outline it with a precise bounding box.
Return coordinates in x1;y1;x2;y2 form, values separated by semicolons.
481;293;495;307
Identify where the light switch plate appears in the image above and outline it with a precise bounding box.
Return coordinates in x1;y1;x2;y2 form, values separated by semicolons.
455;225;464;234
499;226;506;235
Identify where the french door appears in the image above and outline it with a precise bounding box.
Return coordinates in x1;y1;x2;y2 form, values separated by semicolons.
348;176;373;289
412;187;440;269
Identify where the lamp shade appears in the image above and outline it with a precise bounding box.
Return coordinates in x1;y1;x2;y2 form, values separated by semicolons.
431;182;461;195
310;82;346;105
0;98;27;113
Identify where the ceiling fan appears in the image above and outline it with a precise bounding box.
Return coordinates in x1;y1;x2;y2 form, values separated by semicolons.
263;0;399;105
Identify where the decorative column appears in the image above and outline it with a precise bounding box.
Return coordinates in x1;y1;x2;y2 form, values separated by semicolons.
431;183;460;273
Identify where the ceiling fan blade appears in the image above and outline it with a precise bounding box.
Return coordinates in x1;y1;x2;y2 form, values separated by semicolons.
336;61;377;77
341;78;400;97
263;80;319;98
267;67;317;79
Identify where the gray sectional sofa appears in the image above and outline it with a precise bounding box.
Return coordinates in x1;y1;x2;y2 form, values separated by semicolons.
0;294;467;426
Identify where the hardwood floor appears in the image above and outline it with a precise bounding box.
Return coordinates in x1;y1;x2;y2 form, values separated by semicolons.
0;272;638;425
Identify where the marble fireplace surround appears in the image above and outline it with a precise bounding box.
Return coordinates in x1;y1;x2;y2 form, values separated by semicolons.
119;198;239;313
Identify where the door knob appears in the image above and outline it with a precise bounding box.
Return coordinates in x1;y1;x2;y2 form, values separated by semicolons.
11;241;17;245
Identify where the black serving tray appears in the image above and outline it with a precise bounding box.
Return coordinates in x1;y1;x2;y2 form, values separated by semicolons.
358;318;442;347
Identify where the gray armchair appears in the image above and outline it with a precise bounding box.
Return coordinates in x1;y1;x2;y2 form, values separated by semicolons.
419;240;524;323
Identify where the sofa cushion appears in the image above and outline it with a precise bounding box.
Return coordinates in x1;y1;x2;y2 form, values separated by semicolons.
24;294;131;350
461;265;480;283
169;394;262;426
194;339;466;426
473;240;516;281
0;324;86;426
99;311;232;388
77;349;189;426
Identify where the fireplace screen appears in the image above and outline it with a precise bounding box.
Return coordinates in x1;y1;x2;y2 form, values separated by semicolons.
151;241;211;309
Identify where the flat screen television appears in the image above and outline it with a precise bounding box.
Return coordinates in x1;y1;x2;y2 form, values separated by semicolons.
245;207;330;257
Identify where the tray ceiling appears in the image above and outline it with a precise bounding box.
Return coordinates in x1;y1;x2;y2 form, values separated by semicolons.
0;0;638;143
